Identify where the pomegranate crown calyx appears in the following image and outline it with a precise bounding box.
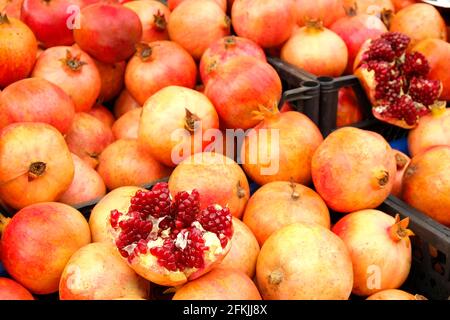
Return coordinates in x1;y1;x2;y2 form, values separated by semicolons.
389;214;414;242
0;214;11;235
0;13;10;24
136;43;153;62
61;50;87;71
153;10;167;31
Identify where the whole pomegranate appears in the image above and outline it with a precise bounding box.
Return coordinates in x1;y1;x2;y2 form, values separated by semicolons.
336;87;364;127
241;111;323;186
168;152;250;219
94;59;125;102
281;21;348;77
402;146;450;227
243;181;330;245
256;223;353;300
88;104;115;128
204;56;282;130
366;289;426;300
294;0;346;27
32;46;101;112
60;242;150;300
138;86;219;167
109;182;234;286
0;123;74;210
0;78;75;134
114;89;141;118
332;210;413;296
0;277;34;300
172;268;261;300
125;41;197;106
231;0;296;48
59;153;106;206
312;127;396;212
389;3;447;49
112;108;141;140
0;202;91;294
391;150;410;197
0;14;37;88
97;139;172;190
65;112;115;169
343;0;395;16
354;32;445;128
168;0;227;11
168;0;230;60
74;3;142;63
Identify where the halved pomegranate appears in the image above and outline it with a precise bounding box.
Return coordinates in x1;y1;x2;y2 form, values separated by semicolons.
354;32;445;128
109;182;233;286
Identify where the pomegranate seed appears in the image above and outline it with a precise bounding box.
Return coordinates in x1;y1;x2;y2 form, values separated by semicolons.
409;77;441;106
365;38;395;62
380;32;410;56
198;205;233;248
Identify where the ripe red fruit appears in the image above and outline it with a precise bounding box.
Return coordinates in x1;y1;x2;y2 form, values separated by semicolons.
232;0;296;48
0;202;91;294
336;87;364;127
32;46;101;112
168;0;230;60
74;3;142;63
168;0;227;11
0;277;34;300
112;108;141;140
312;127;397;212
0;14;37;88
94;59;126;102
294;0;346;27
114;90;141;119
0;123;74;210
0;78;75;134
367;289;426;300
391;150;410;197
88;104;115;128
109;182;234;286
333;210;413;296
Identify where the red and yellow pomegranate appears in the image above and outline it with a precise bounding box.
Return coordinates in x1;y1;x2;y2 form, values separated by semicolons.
366;289;426;300
336;87;364;127
113;89;141;119
88;104;115;128
59;242;150;300
168;152;250;219
0;277;34;300
94;59;125;102
402;146;450;227
112;108;141;140
0;122;74;210
256;223;353;300
243;181;330;245
0;202;91;294
391;150;410;197
294;0;346;27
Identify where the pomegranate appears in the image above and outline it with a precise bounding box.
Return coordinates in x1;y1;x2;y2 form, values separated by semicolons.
219;218;260;278
123;0;170;43
413;39;450;101
173;268;261;300
74;3;142;63
332;210;412;296
336;87;364;127
60;242;150;300
109;181;234;286
330;11;388;74
167;0;230;60
138;86;219;167
389;3;447;49
294;0;346;27
366;289;426;300
112;108;141;140
281;21;348;77
0;123;74;210
343;0;395;16
0;277;34;300
0;202;91;294
391;150;410;197
59;153;106;206
243;181;330;245
257;223;353;300
354;32;445;128
0;14;37;88
114;89;141;118
65;112;115;169
312;127;396;212
168;152;250;219
97;139;171;190
402;146;450;227
204;56;282;130
88;104;115;128
125;41;197;106
0;78;75;134
241;111;323;186
94;59;126;102
2;0;23;19
199;36;266;85
32;46;101;112
391;0;416;12
168;0;227;11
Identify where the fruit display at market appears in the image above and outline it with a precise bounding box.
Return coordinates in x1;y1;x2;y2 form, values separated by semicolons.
0;0;449;303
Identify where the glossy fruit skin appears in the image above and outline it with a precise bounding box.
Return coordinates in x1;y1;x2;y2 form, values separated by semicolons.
168;0;230;60
0;15;37;88
0;122;74;210
168;0;227;11
88;104;115;128
366;289;421;300
94;59;126;102
0;78;75;134
125;41;197;106
402;146;450;226
113;89;141;118
256;223;353;300
59;242;150;300
312;127;397;212
336;87;364;127
1;202;91;294
168;152;250;219
294;0;346;27
243;181;330;245
391;150;410;197
172;268;261;300
0;277;34;300
112;108;141;140
232;0;295;48
32;45;101;112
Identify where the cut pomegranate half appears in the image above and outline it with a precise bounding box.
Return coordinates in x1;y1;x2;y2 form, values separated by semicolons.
109;182;233;286
354;32;446;128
